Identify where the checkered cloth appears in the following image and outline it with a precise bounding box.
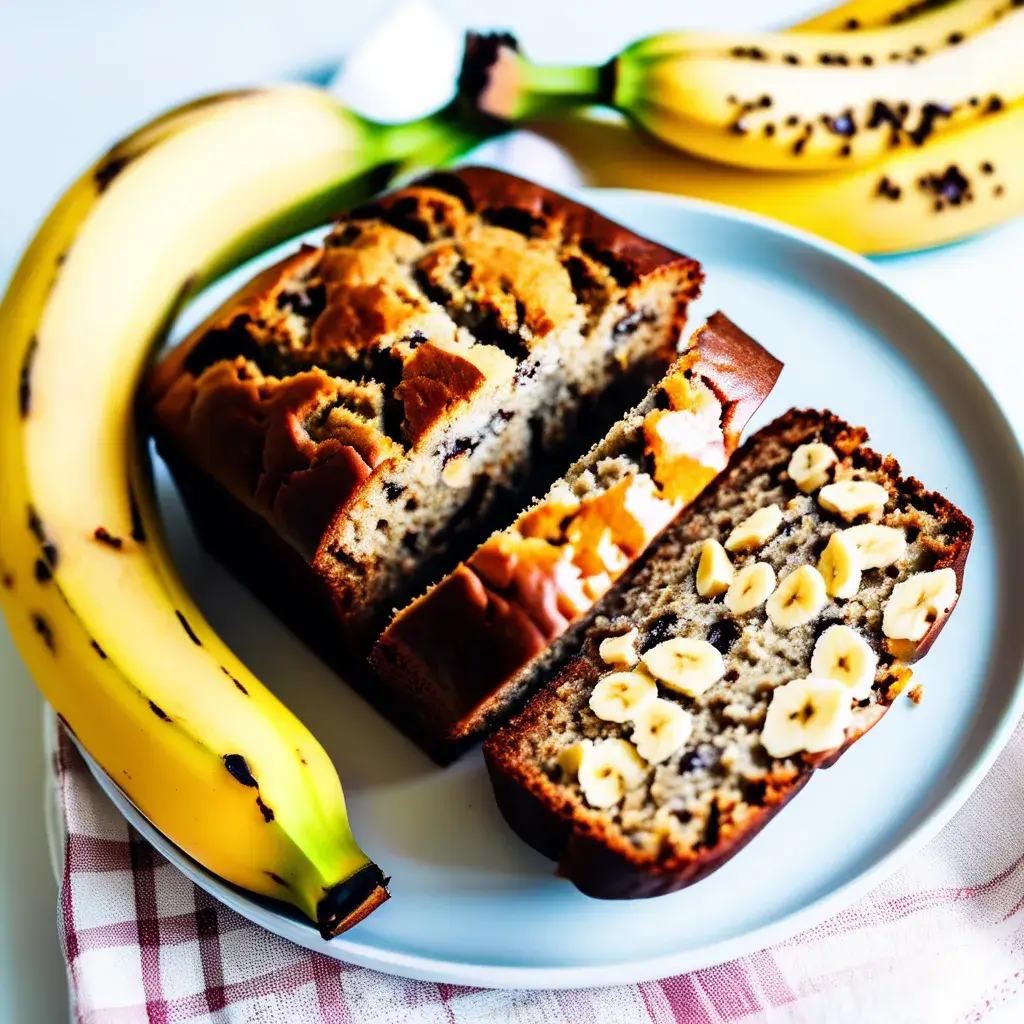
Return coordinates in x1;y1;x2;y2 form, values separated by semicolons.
49;711;1024;1024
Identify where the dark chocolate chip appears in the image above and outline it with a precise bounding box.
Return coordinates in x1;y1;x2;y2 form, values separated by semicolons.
451;259;473;287
742;779;768;806
707;618;740;656
413;267;451;307
276;281;326;322
638;613;678;653
579;240;634;287
703;799;721;848
483;205;546;237
384;482;406;502
182;315;267;378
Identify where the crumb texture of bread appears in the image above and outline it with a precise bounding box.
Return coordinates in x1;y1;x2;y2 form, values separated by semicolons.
148;168;703;644
484;409;972;898
372;313;782;760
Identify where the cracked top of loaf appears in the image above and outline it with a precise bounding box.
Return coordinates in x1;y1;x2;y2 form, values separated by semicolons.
147;167;701;560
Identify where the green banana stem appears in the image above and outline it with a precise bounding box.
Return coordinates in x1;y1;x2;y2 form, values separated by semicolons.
371;102;494;173
459;33;606;121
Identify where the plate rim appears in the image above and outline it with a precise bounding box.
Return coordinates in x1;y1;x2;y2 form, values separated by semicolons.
78;187;1024;989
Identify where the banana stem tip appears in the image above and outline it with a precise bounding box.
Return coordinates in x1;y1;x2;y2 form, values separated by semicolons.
316;863;391;940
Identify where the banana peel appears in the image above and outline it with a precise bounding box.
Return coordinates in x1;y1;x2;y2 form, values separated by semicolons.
529;109;1024;254
0;85;484;936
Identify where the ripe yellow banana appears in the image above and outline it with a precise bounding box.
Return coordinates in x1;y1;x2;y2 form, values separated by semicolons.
792;0;964;31
461;5;1024;172
530;104;1024;253
0;86;482;936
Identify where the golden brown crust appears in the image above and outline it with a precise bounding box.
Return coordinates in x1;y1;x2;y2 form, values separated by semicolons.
148;166;702;570
148;167;704;757
689;312;785;451
483;408;974;898
372;315;782;755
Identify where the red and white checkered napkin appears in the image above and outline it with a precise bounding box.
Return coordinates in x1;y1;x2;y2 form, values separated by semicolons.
51;714;1024;1024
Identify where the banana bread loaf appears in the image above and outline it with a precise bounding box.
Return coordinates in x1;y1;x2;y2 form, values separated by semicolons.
372;313;782;761
147;169;703;675
484;409;972;899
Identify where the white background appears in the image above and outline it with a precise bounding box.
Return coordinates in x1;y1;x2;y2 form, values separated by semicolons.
1;2;1022;1020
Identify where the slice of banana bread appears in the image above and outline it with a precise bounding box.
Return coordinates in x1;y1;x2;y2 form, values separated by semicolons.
147;169;703;663
372;313;782;761
484;410;972;899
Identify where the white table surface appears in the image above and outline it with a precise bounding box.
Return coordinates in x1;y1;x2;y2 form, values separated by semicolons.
2;2;1022;1020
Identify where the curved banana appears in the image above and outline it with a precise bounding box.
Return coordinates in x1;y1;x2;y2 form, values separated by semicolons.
461;7;1024;172
530;104;1024;253
0;86;481;936
791;0;964;31
632;0;1008;63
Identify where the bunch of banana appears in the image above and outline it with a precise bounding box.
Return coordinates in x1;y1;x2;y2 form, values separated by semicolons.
528;108;1023;253
457;0;1024;251
0;86;483;936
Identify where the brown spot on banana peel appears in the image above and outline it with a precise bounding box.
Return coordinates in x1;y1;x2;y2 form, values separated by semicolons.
221;665;248;695
266;872;289;888
256;797;275;823
1;570;13;590
34;559;52;583
32;613;55;652
91;639;107;659
176;610;201;646
148;701;171;721
94;154;132;194
223;753;258;787
93;527;124;549
19;337;38;418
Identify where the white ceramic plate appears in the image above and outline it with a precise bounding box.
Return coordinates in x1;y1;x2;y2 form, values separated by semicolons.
77;191;1024;989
